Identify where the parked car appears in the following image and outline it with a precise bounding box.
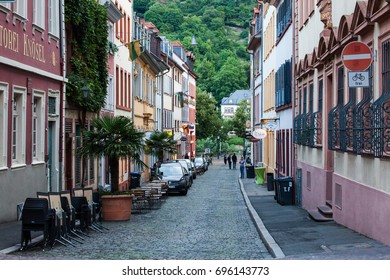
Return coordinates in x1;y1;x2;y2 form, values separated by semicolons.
177;159;196;180
158;162;191;195
168;160;193;187
193;157;207;174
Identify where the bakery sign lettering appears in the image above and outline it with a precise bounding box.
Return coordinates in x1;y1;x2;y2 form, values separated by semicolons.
0;24;46;63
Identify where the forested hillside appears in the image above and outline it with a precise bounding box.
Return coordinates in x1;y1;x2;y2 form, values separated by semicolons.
134;0;254;104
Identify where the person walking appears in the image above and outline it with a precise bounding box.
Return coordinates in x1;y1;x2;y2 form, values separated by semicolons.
239;157;245;178
227;154;232;169
223;154;227;165
232;153;237;169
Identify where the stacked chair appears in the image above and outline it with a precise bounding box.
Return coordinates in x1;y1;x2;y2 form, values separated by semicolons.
20;187;108;251
20;197;55;251
73;187;108;233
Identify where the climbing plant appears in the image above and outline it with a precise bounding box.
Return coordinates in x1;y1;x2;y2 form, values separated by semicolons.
65;0;109;112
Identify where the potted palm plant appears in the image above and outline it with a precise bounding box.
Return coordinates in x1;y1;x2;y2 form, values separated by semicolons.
145;130;177;162
78;115;146;221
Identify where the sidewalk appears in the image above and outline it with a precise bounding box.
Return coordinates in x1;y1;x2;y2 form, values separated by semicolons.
239;176;390;259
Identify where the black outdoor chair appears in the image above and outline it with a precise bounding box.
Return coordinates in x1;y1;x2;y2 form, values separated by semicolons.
70;195;92;234
60;190;85;241
20;197;55;251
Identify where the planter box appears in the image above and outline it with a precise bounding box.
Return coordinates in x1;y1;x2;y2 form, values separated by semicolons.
101;194;134;221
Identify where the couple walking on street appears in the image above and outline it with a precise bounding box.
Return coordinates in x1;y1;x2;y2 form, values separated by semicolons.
225;153;237;169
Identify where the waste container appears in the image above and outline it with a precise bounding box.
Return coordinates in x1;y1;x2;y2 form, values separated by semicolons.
130;172;142;189
246;165;255;178
274;176;294;205
254;167;266;185
266;172;274;191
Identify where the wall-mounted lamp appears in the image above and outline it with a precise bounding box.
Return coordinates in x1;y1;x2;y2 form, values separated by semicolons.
81;85;90;98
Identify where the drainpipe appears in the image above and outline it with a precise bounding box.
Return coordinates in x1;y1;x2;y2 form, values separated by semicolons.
259;1;264;164
59;0;66;191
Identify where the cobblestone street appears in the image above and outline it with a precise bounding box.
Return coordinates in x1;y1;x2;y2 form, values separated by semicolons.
10;160;271;260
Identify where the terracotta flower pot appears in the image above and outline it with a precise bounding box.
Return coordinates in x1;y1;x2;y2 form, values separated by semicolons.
101;194;134;221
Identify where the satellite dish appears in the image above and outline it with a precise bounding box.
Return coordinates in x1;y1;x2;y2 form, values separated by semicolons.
252;128;267;139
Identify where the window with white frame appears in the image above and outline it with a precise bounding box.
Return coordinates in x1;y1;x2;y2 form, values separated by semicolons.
0;84;8;168
12;88;26;166
33;0;45;29
105;75;114;111
0;2;11;9
32;92;45;162
108;22;114;42
13;0;27;18
49;0;60;37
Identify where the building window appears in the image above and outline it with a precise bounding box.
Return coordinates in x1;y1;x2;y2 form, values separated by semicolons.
33;0;45;29
309;83;313;113
0;83;8;168
277;0;292;39
337;66;344;105
318;79;323;112
105;76;114;111
14;0;27;18
12;88;26;166
32;92;45;162
303;86;307;114
275;59;291;108
49;0;60;37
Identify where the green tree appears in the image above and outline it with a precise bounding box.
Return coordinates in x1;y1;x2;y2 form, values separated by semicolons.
78;116;145;193
211;57;249;104
230;100;250;149
134;0;153;17
144;2;184;33
195;92;223;139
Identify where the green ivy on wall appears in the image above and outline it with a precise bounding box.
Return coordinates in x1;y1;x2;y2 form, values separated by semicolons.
65;0;109;112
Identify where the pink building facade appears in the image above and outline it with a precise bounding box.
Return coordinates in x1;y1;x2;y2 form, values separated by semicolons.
295;0;390;245
0;1;64;222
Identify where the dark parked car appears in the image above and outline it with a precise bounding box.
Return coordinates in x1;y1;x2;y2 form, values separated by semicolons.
176;159;196;181
158;162;191;195
193;157;207;174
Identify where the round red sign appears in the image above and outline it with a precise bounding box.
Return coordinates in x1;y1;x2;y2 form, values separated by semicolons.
342;41;373;71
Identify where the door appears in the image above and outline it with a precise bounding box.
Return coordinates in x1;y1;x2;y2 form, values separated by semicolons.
47;121;58;191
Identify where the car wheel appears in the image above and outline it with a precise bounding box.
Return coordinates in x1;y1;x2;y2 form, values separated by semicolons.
181;189;188;195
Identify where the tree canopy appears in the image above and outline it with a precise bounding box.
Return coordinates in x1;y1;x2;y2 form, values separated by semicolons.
137;0;253;106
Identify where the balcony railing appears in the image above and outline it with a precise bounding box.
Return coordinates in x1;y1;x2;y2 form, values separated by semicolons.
293;111;322;148
328;92;390;158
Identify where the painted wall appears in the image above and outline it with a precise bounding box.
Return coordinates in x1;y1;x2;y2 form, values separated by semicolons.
333;173;390;246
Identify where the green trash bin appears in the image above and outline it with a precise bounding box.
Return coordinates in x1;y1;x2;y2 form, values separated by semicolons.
254;167;266;185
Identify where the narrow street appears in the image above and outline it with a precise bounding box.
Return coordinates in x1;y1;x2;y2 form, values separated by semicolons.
11;160;271;260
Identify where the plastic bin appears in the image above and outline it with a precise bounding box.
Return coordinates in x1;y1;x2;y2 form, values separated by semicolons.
130;172;142;189
266;173;274;191
274;176;294;205
254;167;266;185
246;165;255;178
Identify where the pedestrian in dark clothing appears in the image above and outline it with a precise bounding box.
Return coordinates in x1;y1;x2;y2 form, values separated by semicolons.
232;153;237;169
227;154;232;169
239;157;245;178
224;154;227;165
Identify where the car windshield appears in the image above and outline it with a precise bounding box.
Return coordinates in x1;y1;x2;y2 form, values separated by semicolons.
194;158;203;164
159;165;182;177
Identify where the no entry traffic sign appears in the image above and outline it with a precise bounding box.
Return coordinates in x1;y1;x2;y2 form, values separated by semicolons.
342;41;373;71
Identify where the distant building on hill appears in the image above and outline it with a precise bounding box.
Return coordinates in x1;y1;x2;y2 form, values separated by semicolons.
221;89;250;119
